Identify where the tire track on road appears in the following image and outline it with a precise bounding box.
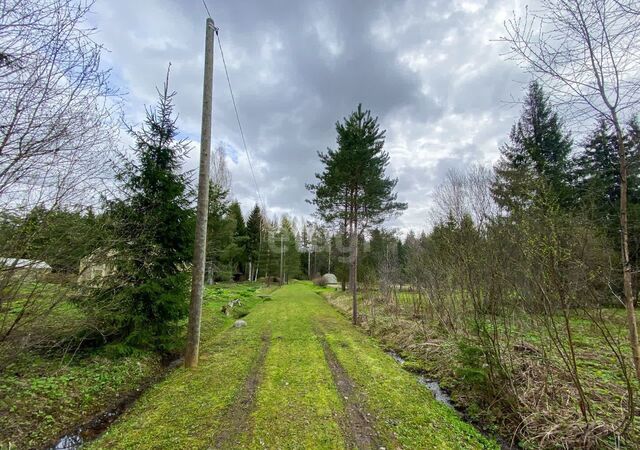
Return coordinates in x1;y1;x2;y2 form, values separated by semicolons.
211;330;271;449
316;326;386;450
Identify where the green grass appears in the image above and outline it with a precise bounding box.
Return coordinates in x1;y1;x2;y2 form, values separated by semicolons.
89;282;495;449
0;282;265;449
319;298;496;448
0;281;87;352
0;352;161;449
325;288;640;448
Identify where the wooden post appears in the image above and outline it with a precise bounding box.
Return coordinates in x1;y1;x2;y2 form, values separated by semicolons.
185;17;215;369
308;246;311;280
279;233;284;285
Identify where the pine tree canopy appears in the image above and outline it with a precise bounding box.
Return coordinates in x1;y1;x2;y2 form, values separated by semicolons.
307;103;407;230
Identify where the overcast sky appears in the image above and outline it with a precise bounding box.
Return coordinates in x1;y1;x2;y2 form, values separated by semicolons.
90;0;529;233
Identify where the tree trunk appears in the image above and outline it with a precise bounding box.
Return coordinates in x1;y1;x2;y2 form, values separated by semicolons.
615;119;640;379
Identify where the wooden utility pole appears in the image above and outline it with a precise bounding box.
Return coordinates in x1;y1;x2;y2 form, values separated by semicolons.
185;17;215;369
279;233;284;285
307;246;311;280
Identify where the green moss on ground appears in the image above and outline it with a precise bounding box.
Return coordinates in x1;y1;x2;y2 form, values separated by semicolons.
89;282;495;449
0;283;264;450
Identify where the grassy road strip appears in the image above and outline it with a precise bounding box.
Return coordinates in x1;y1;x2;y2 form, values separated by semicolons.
211;330;271;449
315;295;498;449
320;318;497;449
89;282;496;449
239;284;347;449
88;287;271;449
317;331;385;449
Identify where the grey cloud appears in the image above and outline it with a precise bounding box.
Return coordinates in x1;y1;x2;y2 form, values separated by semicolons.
92;0;526;232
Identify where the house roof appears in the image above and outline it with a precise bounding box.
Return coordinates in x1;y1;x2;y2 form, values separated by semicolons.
0;258;52;270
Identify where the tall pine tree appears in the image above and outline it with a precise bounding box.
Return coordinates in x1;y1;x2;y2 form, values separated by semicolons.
307;104;407;323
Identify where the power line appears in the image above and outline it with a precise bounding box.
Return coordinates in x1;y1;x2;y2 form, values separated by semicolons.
215;29;265;210
200;2;265;210
201;0;212;19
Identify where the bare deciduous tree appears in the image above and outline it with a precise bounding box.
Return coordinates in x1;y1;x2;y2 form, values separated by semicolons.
0;0;117;357
0;0;118;210
501;0;640;378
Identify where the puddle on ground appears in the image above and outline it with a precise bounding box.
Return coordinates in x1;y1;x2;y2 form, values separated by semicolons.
386;350;454;409
53;434;83;449
386;349;518;450
49;358;183;450
49;409;119;450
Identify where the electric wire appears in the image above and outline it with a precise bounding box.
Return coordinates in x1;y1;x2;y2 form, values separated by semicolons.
215;30;265;210
201;1;268;272
201;0;264;210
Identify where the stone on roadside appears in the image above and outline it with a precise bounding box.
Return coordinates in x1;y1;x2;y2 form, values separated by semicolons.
234;319;247;328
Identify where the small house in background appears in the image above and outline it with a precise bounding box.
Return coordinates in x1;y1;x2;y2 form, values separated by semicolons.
78;249;117;284
322;273;339;287
0;258;52;280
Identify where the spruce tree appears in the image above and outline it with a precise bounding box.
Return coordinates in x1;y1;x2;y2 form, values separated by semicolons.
574;117;640;269
245;204;262;280
575;120;620;217
227;201;248;278
492;81;573;212
205;181;233;282
98;74;194;351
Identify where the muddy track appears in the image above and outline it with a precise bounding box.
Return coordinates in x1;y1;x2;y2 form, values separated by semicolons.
316;329;385;450
211;330;271;449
